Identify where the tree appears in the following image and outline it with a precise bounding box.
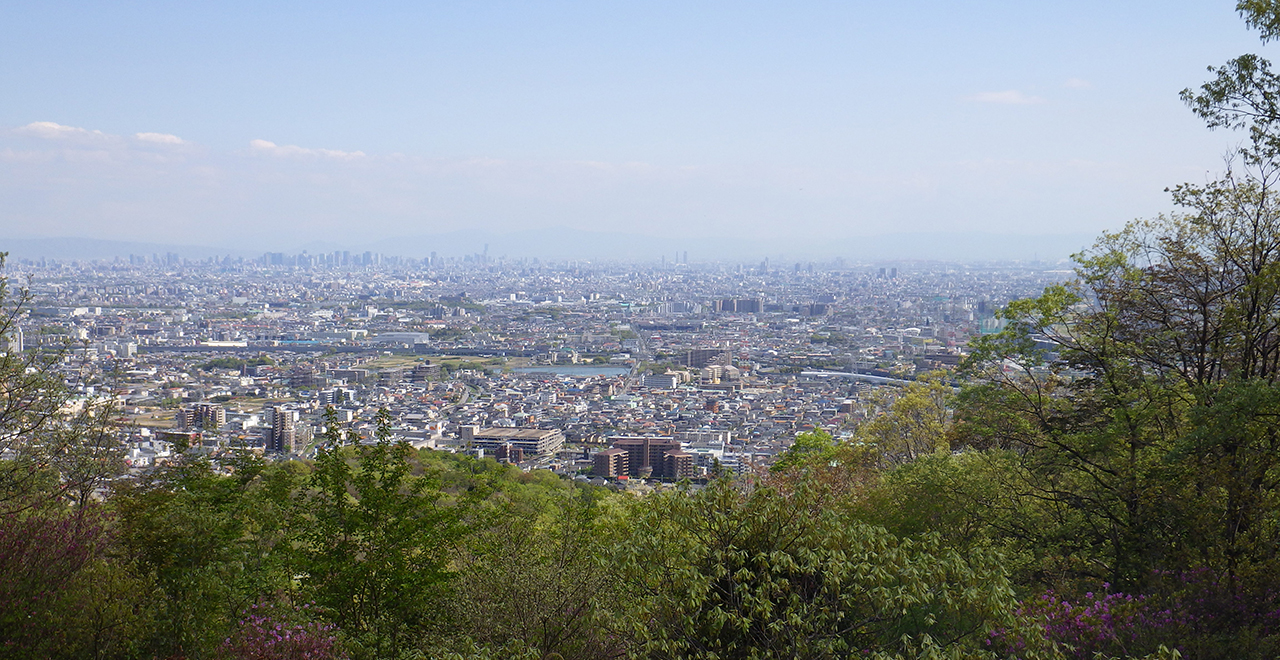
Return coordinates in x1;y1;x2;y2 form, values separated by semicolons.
947;165;1280;660
114;452;298;658
1183;2;1280;164
294;408;462;659
0;255;138;657
0;505;142;660
0;253;120;514
769;429;837;473
448;482;626;660
614;478;1047;660
855;373;952;466
961;166;1280;578
878;9;1280;651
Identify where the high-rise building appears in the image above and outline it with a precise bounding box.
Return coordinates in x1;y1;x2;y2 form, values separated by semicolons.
320;388;357;408
265;405;296;453
593;447;629;477
683;349;733;369
663;450;694;479
493;443;525;464
175;407;197;430
608;436;695;480
196;403;225;430
290;367;318;389
4;327;22;353
178;403;225;431
411;361;441;381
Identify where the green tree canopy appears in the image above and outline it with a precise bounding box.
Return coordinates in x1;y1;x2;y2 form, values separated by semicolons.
615;478;1043;660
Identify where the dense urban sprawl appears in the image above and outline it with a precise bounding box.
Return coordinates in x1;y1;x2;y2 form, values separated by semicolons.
6;252;1068;483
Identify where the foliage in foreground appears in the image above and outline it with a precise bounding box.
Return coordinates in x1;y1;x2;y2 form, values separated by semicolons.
615;478;1040;660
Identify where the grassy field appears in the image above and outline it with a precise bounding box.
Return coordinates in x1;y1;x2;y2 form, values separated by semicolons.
363;354;530;372
127;407;175;429
434;356;512;373
363;354;426;370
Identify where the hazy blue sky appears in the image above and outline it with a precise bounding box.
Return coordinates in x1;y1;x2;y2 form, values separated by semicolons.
0;1;1272;252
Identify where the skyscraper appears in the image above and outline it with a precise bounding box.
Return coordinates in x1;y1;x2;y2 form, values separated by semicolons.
265;405;295;453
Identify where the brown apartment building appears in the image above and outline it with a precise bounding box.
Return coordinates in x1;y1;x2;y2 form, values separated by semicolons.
596;435;694;480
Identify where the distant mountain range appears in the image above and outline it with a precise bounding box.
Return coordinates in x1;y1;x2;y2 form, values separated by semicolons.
1;229;1100;264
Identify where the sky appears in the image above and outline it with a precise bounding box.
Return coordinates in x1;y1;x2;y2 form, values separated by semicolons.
0;1;1274;255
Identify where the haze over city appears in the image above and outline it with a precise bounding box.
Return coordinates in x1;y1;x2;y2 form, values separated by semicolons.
2;0;1272;260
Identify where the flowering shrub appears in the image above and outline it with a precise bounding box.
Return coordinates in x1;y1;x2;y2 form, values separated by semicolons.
1016;588;1182;658
986;585;1183;658
219;601;347;660
1151;567;1280;630
991;570;1280;659
0;507;111;657
1144;567;1280;658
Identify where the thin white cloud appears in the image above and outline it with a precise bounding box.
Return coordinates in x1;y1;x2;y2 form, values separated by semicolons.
249;139;365;159
15;121;108;139
966;90;1047;105
1063;78;1092;89
135;132;185;144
